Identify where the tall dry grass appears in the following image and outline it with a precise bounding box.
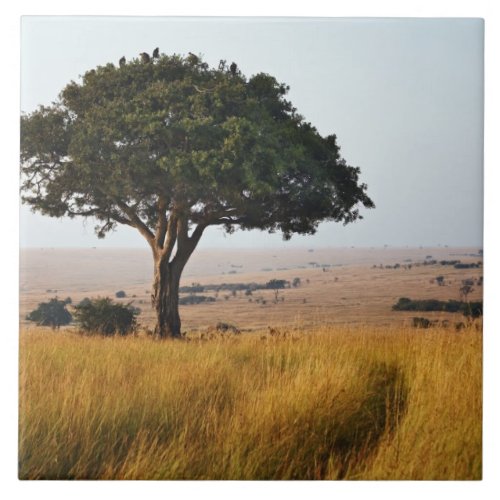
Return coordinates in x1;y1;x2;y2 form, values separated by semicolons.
18;324;482;480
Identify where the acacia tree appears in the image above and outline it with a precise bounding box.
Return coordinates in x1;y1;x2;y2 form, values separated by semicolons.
21;53;374;338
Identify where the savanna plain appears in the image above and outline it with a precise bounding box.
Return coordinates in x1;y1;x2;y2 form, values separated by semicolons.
19;246;482;479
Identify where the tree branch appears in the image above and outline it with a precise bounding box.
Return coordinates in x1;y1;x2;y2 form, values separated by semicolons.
114;199;155;247
160;215;178;261
155;196;169;248
170;218;207;272
176;215;190;250
189;222;208;247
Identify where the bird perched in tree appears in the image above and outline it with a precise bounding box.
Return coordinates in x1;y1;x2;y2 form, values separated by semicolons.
152;47;159;58
187;52;199;65
119;56;126;67
218;59;226;71
140;52;150;63
230;62;237;75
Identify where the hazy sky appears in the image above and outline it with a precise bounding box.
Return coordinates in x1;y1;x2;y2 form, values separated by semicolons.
20;17;484;249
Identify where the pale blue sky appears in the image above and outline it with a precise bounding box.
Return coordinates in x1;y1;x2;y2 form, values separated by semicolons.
20;17;484;249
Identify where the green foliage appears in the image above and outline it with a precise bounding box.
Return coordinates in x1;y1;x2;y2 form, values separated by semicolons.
20;53;373;241
265;279;289;289
393;297;483;318
179;285;204;293
73;297;139;336
179;280;294;293
26;298;73;329
462;302;483;320
178;295;216;305
439;260;461;266
454;263;481;269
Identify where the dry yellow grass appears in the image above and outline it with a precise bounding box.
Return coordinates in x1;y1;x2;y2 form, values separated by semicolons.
18;323;482;480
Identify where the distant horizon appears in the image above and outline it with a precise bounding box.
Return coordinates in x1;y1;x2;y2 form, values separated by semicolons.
19;243;483;250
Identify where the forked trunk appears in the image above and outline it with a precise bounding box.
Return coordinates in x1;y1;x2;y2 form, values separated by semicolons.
149;215;206;339
152;256;182;339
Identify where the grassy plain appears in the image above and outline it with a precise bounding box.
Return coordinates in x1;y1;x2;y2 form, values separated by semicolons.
18;246;483;480
19;324;482;480
20;246;483;330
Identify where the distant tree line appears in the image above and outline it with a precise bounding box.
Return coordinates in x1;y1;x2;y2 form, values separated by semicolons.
373;258;483;270
393;297;482;319
179;295;216;306
179;278;298;294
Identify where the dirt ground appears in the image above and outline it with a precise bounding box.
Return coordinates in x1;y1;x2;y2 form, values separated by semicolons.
19;246;483;331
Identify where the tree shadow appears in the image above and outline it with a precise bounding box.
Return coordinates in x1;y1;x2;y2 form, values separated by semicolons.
328;361;408;479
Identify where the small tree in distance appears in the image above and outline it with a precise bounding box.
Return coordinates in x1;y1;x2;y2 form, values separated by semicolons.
459;283;474;302
20;52;374;338
26;297;72;329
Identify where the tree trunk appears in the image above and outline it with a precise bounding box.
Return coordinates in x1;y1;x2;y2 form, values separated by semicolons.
149;216;207;339
151;256;183;339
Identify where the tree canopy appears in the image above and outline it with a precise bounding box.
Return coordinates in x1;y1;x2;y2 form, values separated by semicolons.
26;297;73;329
21;52;374;337
21;53;374;248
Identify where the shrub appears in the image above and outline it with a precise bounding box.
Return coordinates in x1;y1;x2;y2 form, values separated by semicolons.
393;297;482;319
462;302;483;320
179;285;205;293
265;279;289;289
115;290;127;298
412;317;433;328
26;298;72;329
459;284;474;302
73;297;139;336
439;260;461;266
454;263;480;269
206;322;241;335
179;295;216;306
436;276;445;286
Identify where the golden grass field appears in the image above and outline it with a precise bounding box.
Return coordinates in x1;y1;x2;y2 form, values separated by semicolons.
19;324;482;480
18;246;483;480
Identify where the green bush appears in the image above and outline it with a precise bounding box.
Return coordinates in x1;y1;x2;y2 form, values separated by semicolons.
412;317;433;328
73;297;139;336
454;263;480;269
393;297;482;318
26;297;72;329
265;279;289;289
179;295;216;305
